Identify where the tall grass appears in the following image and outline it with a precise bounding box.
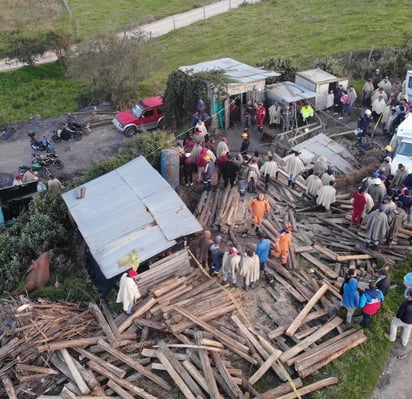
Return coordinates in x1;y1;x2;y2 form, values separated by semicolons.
0;63;84;125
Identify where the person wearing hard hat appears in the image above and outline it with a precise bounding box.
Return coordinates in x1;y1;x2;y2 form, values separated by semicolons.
202;154;215;193
272;222;293;266
240;131;250;159
357;109;373;138
248;193;270;233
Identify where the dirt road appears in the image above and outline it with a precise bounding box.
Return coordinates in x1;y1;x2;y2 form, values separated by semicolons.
0;113;131;186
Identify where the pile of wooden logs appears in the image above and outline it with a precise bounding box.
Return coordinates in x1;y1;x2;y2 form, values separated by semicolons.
1;258;368;398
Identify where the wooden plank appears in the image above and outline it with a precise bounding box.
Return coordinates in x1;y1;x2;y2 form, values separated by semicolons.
281;317;343;364
157;348;198;399
37;336;106;353
16;363;59;375
107;379;135;399
158;341;205;398
73;347;127;378
117;296;156;334
182;360;210;394
299;252;338;279
87;360;158;399
1;375;17;399
286;283;329;337
60;349;91;395
174;307;250;353
89;303;116;343
97;339;171;391
194;331;222;399
248;353;277;385
259;378;303;399
275;377;338;399
211;351;245;399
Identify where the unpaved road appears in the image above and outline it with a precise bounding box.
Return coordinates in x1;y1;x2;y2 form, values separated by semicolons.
0;112;131;187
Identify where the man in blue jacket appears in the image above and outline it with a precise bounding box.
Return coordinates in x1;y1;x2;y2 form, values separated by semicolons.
341;273;360;325
255;231;271;278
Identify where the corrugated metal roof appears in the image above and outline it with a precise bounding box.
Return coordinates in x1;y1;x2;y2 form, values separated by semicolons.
291;133;358;175
62;156;202;279
266;81;317;105
179;57;280;83
296;68;339;84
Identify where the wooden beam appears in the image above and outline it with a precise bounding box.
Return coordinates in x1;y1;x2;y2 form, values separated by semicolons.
286;283;329;337
275;377;338;399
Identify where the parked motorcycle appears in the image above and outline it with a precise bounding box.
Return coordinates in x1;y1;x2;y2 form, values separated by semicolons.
28;132;54;152
19;161;51;178
32;153;64;170
51;123;82;143
66;113;91;135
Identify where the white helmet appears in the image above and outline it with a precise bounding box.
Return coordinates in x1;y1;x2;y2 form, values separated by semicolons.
365;109;372;117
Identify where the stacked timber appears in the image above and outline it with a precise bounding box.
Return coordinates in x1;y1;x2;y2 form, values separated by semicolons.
1;263;359;399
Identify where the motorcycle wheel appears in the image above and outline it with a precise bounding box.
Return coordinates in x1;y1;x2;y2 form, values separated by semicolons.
73;131;82;141
43;168;52;178
54;159;64;169
52;135;62;143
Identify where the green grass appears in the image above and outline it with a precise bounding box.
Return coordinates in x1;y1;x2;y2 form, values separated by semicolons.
1;0;411;124
0;63;85;125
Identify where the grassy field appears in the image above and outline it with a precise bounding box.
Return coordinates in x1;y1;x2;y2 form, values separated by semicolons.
0;0;217;40
1;0;411;124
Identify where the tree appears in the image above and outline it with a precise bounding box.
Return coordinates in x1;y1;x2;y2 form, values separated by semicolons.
257;57;297;84
67;30;154;108
3;30;48;66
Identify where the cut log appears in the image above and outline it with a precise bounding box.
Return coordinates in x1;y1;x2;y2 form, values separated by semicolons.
286;283;329;337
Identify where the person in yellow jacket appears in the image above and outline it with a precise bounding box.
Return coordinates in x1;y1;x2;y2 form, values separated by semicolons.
248;193;270;233
272;222;293;266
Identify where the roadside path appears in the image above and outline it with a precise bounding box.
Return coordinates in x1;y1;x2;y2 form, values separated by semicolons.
0;0;261;72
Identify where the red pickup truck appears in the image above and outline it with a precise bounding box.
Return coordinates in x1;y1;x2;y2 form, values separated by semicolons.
112;96;166;136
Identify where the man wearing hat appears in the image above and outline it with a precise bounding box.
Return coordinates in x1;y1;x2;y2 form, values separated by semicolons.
240;131;250;159
285;151;304;189
221;247;241;287
116;269;141;315
248;193;270;233
386;289;412;346
182;152;194;187
202;154;215;193
365;205;389;249
368;175;387;207
209;235;224;276
316;180;336;212
362;78;374;108
376;268;391;297
272;222;293;266
390;163;409;189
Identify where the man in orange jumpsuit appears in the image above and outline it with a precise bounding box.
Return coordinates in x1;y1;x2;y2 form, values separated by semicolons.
272;222;293;266
248;193;270;233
